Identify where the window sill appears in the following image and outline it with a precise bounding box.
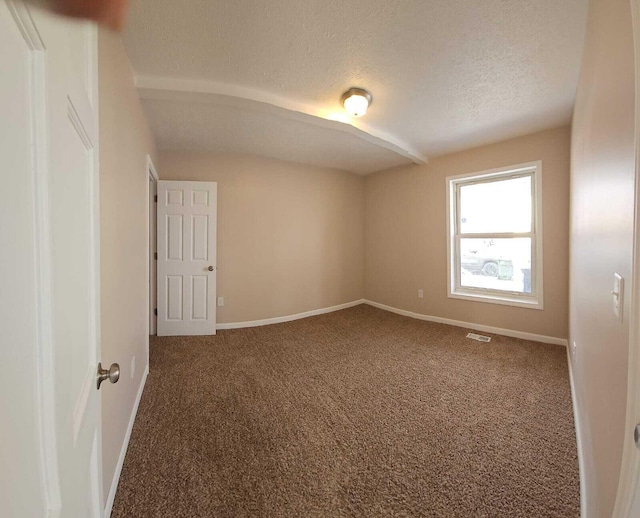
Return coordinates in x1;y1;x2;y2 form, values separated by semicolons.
448;290;543;310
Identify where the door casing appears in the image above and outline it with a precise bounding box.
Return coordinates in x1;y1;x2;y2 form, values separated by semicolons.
148;155;159;337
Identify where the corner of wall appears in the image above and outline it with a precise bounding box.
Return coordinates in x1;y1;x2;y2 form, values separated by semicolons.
98;27;158;508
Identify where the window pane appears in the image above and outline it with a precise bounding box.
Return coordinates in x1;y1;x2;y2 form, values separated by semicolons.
459;175;532;234
460;238;532;294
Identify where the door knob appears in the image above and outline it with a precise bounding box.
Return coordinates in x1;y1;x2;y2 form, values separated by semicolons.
208;266;215;271
97;362;120;389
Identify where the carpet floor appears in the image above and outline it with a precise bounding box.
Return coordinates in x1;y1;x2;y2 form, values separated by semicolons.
111;304;580;517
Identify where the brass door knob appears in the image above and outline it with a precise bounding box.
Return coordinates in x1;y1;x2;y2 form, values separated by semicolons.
97;362;120;389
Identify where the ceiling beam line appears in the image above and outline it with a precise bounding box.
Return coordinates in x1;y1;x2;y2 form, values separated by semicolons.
135;75;428;165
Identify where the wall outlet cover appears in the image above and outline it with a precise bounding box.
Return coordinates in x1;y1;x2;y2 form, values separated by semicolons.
217;297;224;307
418;289;424;299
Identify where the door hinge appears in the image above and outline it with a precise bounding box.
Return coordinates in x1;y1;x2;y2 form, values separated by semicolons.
154;252;158;260
154;308;157;316
154;195;158;202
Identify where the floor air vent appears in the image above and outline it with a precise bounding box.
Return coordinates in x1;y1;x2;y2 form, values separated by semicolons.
467;333;491;342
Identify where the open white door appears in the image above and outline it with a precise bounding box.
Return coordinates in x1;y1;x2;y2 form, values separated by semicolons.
157;181;218;336
1;2;107;516
615;1;640;517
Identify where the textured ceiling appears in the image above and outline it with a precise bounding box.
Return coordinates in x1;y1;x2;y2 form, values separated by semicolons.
123;0;588;174
141;98;413;174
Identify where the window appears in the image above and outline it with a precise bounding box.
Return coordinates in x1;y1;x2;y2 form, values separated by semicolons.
447;162;543;309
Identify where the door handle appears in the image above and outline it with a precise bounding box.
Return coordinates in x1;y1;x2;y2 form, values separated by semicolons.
208;266;215;271
97;362;120;389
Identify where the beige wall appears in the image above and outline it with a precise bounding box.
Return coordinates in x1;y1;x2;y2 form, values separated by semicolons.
365;126;570;339
98;29;157;504
569;0;636;515
159;153;365;324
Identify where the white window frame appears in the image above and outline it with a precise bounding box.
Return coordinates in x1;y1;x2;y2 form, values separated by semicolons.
446;161;544;310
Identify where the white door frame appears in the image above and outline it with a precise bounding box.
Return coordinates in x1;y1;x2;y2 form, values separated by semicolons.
613;1;640;516
148;155;158;339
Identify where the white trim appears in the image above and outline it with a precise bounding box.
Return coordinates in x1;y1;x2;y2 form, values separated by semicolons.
147;154;159;181
447;291;544;310
364;300;567;346
567;345;588;517
216;298;568;345
445;161;542;183
446;161;544;310
147;155;157;344
216;300;365;330
135;75;427;167
104;365;149;518
613;1;640;516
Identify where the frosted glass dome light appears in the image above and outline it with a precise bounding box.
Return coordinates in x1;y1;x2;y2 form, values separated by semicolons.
341;88;372;118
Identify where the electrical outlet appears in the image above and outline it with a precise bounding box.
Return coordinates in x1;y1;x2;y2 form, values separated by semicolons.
130;356;136;380
217;297;224;307
418;289;424;299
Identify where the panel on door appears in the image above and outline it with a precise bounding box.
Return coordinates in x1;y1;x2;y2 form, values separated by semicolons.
157;181;217;336
37;10;104;517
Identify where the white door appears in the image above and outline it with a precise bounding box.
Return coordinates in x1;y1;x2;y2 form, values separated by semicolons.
157;181;218;336
618;1;640;517
0;1;105;517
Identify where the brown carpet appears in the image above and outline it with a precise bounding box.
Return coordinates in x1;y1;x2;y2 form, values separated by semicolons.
111;304;580;517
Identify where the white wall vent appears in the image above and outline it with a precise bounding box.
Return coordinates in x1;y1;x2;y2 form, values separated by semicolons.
467;333;491;342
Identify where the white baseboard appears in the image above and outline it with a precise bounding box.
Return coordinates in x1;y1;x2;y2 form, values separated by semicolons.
363;299;568;346
566;346;588;518
216;299;365;330
104;365;149;517
216;298;569;346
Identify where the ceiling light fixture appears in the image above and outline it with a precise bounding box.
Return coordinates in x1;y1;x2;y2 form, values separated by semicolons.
341;87;372;118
